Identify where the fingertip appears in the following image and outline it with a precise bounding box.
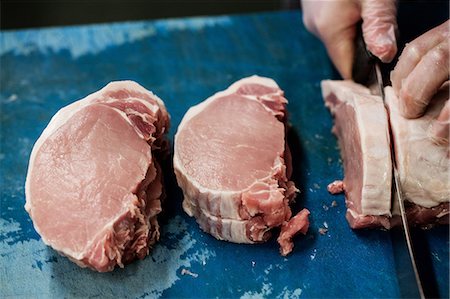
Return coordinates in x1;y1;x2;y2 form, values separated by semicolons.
360;0;398;62
367;24;398;63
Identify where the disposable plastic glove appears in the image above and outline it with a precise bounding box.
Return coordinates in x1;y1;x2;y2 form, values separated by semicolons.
302;0;398;79
391;20;449;144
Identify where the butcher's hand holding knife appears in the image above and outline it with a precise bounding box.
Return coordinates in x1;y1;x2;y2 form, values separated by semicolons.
301;0;449;144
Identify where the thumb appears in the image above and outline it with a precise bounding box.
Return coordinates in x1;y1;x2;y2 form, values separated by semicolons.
360;0;398;63
322;26;357;79
301;0;361;79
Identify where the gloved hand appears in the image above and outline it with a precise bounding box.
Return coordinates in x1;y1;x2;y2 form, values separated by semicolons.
390;20;449;144
302;0;398;79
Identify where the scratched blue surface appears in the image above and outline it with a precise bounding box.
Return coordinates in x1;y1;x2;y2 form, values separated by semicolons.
0;11;448;298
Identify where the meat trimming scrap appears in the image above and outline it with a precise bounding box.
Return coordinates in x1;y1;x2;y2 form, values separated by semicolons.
25;81;170;272
173;75;310;256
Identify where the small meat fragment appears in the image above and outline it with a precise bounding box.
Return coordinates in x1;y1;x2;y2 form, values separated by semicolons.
331;200;338;207
277;209;310;256
327;180;345;194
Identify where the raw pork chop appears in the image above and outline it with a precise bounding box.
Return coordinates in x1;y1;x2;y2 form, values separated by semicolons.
322;80;449;229
385;86;449;226
25;81;170;272
321;80;392;229
174;76;309;255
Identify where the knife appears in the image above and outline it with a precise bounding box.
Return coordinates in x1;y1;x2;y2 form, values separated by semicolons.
351;24;427;299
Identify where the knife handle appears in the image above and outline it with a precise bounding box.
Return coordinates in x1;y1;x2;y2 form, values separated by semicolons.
352;21;378;85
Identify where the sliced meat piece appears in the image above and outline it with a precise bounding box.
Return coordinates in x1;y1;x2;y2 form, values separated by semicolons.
385;85;449;226
321;80;392;229
25;81;170;272
174;75;309;254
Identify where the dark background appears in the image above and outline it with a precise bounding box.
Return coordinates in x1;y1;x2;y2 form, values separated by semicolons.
1;0;448;42
1;0;300;30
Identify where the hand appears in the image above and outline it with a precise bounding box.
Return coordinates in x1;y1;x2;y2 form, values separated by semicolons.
301;0;398;79
390;20;449;144
391;21;449;117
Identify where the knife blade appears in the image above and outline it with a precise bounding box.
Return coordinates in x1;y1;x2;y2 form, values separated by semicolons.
351;24;426;299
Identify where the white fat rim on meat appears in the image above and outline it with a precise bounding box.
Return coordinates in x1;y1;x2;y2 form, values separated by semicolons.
173;75;285;220
178;155;286;221
353;92;392;216
175;75;280;135
203;213;254;244
183;198;255;244
321;80;371;108
321;80;392;217
24;80;165;260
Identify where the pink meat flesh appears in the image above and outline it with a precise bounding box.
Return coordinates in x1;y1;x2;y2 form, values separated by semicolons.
176;94;284;191
327;180;345;195
174;75;309;254
322;80;449;229
322;80;392;229
25;81;169;272
404;202;449;227
277;209;310;256
29;104;150;254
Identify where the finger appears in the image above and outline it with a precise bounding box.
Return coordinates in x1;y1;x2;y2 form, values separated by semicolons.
360;0;398;63
301;0;320;34
391;20;449;94
302;0;360;79
398;40;449;118
322;26;357;79
429;99;450;145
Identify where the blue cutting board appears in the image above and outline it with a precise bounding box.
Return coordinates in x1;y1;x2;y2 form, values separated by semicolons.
1;11;448;298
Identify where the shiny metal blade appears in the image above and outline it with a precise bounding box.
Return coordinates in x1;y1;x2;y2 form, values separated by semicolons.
392;167;425;299
373;63;384;97
375;61;425;299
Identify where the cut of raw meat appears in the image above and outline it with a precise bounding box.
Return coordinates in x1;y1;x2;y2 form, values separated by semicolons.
321;80;392;229
322;80;449;229
25;81;170;272
327;180;345;195
174;75;309;255
385;85;449;226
